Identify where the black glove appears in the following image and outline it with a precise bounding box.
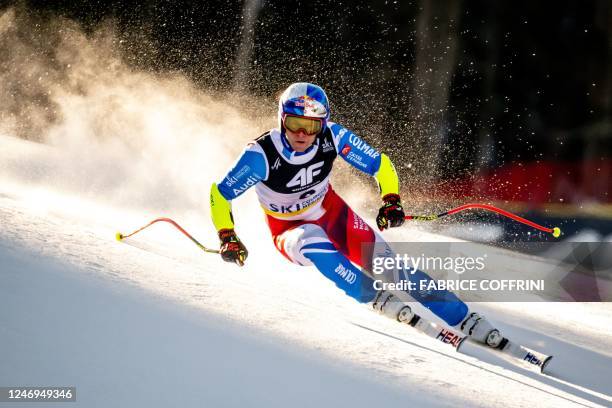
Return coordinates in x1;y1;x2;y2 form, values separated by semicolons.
218;229;248;266
376;193;405;231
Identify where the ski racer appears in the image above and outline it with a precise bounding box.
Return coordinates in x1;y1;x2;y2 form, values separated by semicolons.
209;82;503;347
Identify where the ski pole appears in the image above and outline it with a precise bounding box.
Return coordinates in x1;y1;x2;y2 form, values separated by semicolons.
404;203;562;238
116;217;220;253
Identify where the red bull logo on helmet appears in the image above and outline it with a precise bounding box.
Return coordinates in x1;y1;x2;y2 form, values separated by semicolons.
293;95;327;118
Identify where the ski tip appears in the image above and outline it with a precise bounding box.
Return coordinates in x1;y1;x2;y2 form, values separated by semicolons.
552;227;561;238
540;355;553;373
115;232;124;241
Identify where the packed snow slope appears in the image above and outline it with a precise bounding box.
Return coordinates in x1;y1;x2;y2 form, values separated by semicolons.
1;134;612;408
1;18;611;404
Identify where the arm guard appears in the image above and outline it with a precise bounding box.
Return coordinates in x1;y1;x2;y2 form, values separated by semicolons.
210;143;267;232
374;153;400;198
210;183;234;231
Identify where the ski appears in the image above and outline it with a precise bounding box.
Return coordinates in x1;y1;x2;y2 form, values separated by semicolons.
405;313;553;374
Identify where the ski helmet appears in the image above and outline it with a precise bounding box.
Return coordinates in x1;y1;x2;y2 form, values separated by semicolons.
278;83;330;135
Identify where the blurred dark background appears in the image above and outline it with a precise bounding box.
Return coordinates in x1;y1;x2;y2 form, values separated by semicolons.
3;0;612;238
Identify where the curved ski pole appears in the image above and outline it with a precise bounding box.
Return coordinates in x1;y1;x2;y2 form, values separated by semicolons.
404;203;561;238
116;217;220;254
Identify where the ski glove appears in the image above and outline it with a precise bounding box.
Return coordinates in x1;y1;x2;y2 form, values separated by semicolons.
218;229;248;266
376;193;405;231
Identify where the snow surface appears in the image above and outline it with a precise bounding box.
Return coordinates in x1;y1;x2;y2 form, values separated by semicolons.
1;133;612;408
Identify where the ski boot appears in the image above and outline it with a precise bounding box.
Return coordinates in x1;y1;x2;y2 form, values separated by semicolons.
457;312;504;348
371;291;415;324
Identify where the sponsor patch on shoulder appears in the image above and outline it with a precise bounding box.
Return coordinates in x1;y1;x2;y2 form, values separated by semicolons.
341;144;352;156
